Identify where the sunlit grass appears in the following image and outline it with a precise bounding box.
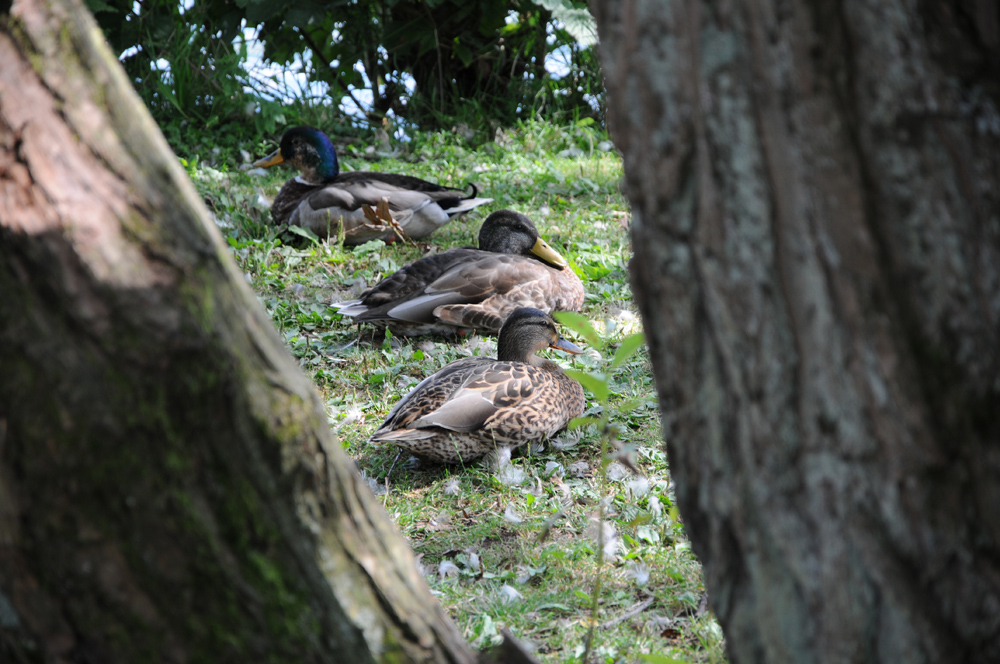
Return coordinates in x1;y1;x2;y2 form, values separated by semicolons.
190;120;727;663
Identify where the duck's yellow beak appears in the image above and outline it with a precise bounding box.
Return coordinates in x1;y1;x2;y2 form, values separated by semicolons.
550;336;583;354
530;237;569;268
253;148;284;168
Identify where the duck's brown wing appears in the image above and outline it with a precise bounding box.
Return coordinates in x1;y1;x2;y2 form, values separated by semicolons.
351;247;483;312
374;360;535;437
373;360;580;444
373;358;490;434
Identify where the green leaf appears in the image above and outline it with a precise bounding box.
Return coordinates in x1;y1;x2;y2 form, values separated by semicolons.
553;311;602;349
286;225;320;244
565;368;609;403
568;415;601;430
531;0;598;46
611;332;645;370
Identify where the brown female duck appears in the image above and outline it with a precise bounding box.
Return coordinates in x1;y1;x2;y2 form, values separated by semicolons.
253;126;491;244
335;210;584;336
371;308;585;463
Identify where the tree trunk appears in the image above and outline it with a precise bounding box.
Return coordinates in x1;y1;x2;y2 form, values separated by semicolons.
593;0;1000;662
0;0;476;661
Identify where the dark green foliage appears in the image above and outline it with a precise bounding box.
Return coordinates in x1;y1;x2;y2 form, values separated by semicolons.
85;0;287;142
85;0;604;137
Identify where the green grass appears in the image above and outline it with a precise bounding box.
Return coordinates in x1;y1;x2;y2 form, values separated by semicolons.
188;119;727;663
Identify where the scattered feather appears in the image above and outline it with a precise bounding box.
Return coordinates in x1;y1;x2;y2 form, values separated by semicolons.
625;561;650;586
606;462;629;482
648;495;662;518
499;584;523;604
567;461;590;478
442;477;462;496
625;476;650;500
362;473;386;496
466;551;481;573
486;446;512;472
495;456;528;486
584;514;620;558
503;503;523;524
543;461;564;478
337;405;364;430
430;510;451;529
438;560;460;580
550;429;583;450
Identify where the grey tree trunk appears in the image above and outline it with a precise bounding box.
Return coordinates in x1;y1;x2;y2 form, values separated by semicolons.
0;0;477;661
593;0;1000;662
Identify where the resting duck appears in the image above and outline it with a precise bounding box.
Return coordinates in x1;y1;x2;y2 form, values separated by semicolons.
253;126;491;245
371;308;585;463
335;210;585;336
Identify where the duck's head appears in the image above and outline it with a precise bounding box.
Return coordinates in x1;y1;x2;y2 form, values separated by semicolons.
478;210;569;268
253;126;339;184
497;307;583;364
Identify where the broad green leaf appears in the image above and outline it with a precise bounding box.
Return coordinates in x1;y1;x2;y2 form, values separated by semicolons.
565;368;609;402
286;225;320;244
530;0;598;46
611;332;646;370
553;311;603;349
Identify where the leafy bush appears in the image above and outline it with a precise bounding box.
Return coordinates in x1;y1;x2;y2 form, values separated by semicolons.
87;0;604;138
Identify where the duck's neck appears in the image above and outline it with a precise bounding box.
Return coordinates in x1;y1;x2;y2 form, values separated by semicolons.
299;145;339;184
497;342;546;365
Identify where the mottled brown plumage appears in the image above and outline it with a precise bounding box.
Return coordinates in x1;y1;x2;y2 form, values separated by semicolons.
335;210;585;336
254;126;491;245
371;308;586;463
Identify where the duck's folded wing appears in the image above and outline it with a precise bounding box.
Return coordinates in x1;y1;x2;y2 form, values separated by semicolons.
427;255;545;298
408;391;499;432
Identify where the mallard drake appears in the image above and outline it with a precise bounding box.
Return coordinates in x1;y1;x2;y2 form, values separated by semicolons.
253;126;492;245
335;210;585;336
371;307;585;463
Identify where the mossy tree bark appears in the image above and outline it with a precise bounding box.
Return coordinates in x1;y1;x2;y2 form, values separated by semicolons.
0;0;477;662
593;0;1000;662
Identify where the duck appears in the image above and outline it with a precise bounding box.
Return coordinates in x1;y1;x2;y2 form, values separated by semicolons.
335;209;585;336
253;126;492;245
371;307;586;463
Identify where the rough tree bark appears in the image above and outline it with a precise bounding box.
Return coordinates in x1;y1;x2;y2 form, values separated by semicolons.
0;0;479;661
593;0;999;662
